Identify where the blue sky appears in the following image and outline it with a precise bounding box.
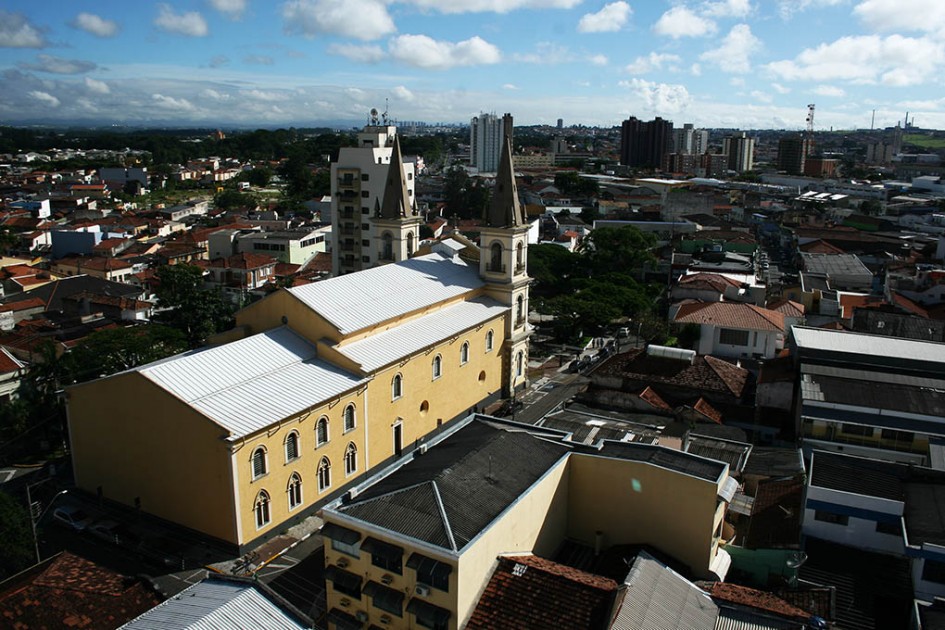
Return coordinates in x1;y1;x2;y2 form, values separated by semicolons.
1;0;944;129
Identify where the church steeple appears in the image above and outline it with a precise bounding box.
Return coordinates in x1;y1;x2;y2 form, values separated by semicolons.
378;134;414;219
484;136;526;228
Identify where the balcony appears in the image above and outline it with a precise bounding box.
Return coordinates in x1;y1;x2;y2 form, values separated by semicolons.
515;264;526;275
486;263;506;274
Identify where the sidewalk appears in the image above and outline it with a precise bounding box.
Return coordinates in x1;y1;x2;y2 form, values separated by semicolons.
209;514;324;576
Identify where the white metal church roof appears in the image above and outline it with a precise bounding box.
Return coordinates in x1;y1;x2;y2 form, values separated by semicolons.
287;252;483;335
137;327;365;438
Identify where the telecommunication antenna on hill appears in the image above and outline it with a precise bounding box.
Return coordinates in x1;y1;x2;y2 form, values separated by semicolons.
806;104;815;155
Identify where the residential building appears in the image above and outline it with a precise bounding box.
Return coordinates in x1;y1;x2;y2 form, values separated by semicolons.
67;137;531;553
469;112;512;173
723;132;755;173
672;301;786;359
620;116;673;169
777;136;810;175
672;123;708;156
330;124;417;275
319;414;735;630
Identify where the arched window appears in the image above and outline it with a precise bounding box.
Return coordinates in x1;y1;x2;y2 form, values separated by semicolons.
316;417;329;447
317;457;331;492
284;431;299;462
516;242;524;271
287;473;302;510
345;442;358;476
254;490;271;528
486;330;494;352
460;341;469;365
407;232;415;256
382;232;393;261
392;373;403;400
516;350;524;377
432;354;442;380
516;295;525;325
490;242;503;272
343;404;356;433
251;447;267;480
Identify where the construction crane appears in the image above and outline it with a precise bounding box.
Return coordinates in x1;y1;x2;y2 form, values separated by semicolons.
806;104;815;156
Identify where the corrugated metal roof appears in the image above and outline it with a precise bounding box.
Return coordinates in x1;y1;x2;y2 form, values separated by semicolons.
336;297;508;371
610;551;718;630
138;327;365;438
287;253;483;334
120;579;308;629
792;326;945;364
714;606;806;630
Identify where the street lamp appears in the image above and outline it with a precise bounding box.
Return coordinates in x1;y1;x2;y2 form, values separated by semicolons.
25;484;68;564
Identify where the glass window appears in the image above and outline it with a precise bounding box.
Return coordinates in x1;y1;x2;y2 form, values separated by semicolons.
287;473;302;510
460;342;469;365
316;417;329;446
516;351;524;377
813;510;848;526
285;432;299;462
251;447;267;479
486;330;494;352
317;457;331;492
254;491;270;528
344;404;356;432
345;442;357;476
382;232;393;260
392;374;403;400
876;520;901;536
923;559;945;585
490;243;502;272
841;424;873;437
432;355;442;380
331;538;359;558
718;328;750;346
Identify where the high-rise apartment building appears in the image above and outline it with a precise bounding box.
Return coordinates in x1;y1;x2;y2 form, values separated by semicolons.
470;112;513;173
777;135;811;175
672;123;709;155
723;132;755;173
620;116;673;169
330;121;417;276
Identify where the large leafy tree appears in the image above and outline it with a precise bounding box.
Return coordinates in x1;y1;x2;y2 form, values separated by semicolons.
154;264;235;348
68;325;188;382
0;491;34;578
580;226;657;276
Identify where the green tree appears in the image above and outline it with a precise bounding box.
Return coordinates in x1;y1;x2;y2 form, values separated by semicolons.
580;226;657;276
528;244;580;292
68;325;188;382
0;491;34;578
214;189;257;211
154;264;235;348
247;167;272;187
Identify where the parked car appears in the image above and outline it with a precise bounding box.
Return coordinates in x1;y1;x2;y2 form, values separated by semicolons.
89;520;140;547
52;505;94;532
617;327;630;338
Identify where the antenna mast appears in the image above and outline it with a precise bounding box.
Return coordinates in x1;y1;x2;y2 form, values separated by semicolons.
806;103;815;156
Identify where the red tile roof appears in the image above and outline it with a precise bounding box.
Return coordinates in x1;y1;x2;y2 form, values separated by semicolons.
692;397;723;423
673;301;785;332
638;385;672;411
678;272;743;293
799;239;846;255
209;252;277;270
0;551;162;629
767;298;806;317
596;348;749;399
0;347;24;373
706;582;810;620
466;555;617;630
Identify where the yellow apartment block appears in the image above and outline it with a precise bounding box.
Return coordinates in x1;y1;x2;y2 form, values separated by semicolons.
320;415;735;630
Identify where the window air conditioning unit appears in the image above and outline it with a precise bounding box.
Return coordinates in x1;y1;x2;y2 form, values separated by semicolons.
418;443;428;455
345;488;360;502
336;557;350;568
339;598;351;608
381;573;394;585
380;614;392;625
356;611;369;623
415;584;431;596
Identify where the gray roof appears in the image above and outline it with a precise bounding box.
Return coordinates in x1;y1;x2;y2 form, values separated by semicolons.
715;607;805;630
792;326;945;367
800;252;871;278
337;420;570;552
137;327;366;439
596;441;727;483
335;297;507;371
120;578;309;629
610;551;718;630
801;372;945;418
809;451;906;502
287;253;482;335
686;435;752;474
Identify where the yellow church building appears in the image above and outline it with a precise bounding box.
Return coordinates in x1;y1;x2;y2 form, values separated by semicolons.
66;136;532;552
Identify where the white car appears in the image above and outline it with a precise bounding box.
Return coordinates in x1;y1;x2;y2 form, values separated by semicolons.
52;505;94;532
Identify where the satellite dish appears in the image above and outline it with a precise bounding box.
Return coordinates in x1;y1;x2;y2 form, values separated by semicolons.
785;551;807;568
370;108;378;117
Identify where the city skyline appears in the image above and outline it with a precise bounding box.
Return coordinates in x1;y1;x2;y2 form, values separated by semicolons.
1;0;944;130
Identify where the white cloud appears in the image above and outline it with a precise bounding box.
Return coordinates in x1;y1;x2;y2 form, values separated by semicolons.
0;11;47;48
854;0;945;35
730;77;745;86
577;2;632;33
778;0;845;20
751;90;773;103
765;34;945;86
29;90;60;107
327;43;385;63
589;54;609;66
282;0;395;41
155;4;209;37
503;83;519;90
512;42;572;64
19;54;97;74
617;78;692;113
702;0;752;18
70;12;119;37
813;84;846;96
84;77;110;94
152;93;196;111
389;34;501;69
771;82;791;94
245;89;287;101
400;0;581;14
690;63;702;75
210;0;247;18
699;23;761;73
392;85;415;101
625;52;681;74
201;88;231;100
653;6;717;38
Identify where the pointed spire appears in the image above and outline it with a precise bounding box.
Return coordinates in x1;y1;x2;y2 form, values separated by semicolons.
485;136;526;228
379;134;413;220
